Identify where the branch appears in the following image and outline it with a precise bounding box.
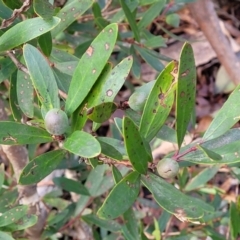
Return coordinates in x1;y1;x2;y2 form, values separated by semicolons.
0;0;32;29
188;0;240;85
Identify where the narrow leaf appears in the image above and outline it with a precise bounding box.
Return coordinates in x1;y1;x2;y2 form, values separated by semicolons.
63;131;101;158
53;177;90;195
38;31;52;56
0;17;60;52
65;23;118;115
203;85;240;140
112;165;123;184
185;165;220;191
198;146;222;161
0;56;16;82
123;117;150;174
17;67;34;118
176;42;196;147
23;44;60;113
120;0;140;41
140;61;177;141
19;150;65;185
97;171;140;219
51;0;93;37
141;173;214;222
0;122;51;145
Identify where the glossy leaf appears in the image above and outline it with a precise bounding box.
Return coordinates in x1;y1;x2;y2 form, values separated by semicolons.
140;61;176;141
123;117;150;174
23;44;60;113
0;121;51;145
97;137;127;159
141;173;214;222
87;102;117;123
120;0;140;41
0;17;60;52
0;206;28;227
203;85;240;140
65;23;118;115
134;45;164;72
0;56;17;83
97;171;140;219
51;0;93;37
185;165;220;191
82;214;121;232
19;150;65;185
33;0;54;19
17;67;34;118
38;31;52;56
176;42;196;147
63;131;101;158
53;177;90;196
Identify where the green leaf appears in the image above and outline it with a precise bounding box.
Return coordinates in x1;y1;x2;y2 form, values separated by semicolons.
0;232;14;240
120;0;140;41
63;131;101;158
17;64;34;118
176;42;196;147
0;17;60;52
0;56;17;83
122;208;140;240
38;31;52;56
23;44;60;113
112;165;123;184
0;121;51;145
156;125;177;143
198;146;222;161
134;45;164;72
53;177;90;195
65;23;118;115
97;137;127;159
19;150;65;185
87;102;117;123
0;206;28;227
141;172;214;222
2;215;38;231
144;35;167;48
185;165;220;191
82;214;121;232
0;170;4;191
181;128;240;164
123;117;150;174
129;80;155;112
97;171;140;219
33;0;54;19
51;0;93;37
166;13;180;27
137;1;165;30
114;117;123;136
230;202;240;239
139;61;176;141
203;85;240;140
9;71;22;121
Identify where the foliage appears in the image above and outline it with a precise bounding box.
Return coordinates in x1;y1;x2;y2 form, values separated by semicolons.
0;0;239;239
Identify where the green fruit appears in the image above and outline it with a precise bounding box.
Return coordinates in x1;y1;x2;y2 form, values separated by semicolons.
128;91;147;112
157;158;179;179
44;108;68;135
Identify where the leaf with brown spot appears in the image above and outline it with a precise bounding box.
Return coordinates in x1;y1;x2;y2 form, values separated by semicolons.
176;42;196;148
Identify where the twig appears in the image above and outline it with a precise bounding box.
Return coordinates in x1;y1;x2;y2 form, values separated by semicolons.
188;0;240;85
0;0;32;29
6;51;29;74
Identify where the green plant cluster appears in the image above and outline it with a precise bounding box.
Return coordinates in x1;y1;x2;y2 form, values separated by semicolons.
0;0;240;240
